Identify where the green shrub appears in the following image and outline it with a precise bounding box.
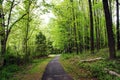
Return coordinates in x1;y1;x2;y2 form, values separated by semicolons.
4;53;24;65
0;65;20;80
79;61;120;80
61;53;73;60
90;62;106;78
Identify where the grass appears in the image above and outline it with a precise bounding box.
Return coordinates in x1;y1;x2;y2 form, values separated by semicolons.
0;55;55;80
60;48;120;80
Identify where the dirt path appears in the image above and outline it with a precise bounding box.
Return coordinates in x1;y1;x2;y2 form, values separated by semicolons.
42;55;73;80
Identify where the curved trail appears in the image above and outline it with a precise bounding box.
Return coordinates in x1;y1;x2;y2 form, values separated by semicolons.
42;55;73;80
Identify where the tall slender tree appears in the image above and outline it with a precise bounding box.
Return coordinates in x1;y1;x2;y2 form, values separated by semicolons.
88;0;94;54
25;0;31;60
93;0;100;51
0;0;27;65
0;0;5;66
102;0;116;59
116;0;120;50
70;0;79;54
0;0;5;56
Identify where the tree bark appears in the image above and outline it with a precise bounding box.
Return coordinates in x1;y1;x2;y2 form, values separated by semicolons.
0;0;27;65
116;0;120;50
102;0;116;59
70;0;79;54
24;0;32;62
93;0;100;51
0;1;6;66
88;0;94;54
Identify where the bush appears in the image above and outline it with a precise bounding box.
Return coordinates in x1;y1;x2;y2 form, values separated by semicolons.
4;53;24;65
0;65;20;80
89;62;106;78
79;60;120;80
61;53;73;60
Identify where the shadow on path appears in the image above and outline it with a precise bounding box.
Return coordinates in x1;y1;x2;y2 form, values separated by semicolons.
42;55;73;80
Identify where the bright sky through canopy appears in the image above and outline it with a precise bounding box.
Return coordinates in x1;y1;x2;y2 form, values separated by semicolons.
38;0;63;24
40;12;55;24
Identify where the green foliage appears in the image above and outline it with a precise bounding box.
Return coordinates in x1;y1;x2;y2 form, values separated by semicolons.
3;47;24;65
0;65;20;80
4;54;23;65
79;59;120;79
35;32;48;57
0;0;119;79
60;49;120;80
0;57;54;80
81;61;106;78
61;53;74;60
10;57;54;80
84;61;120;80
93;1;103;10
46;41;54;54
36;32;46;44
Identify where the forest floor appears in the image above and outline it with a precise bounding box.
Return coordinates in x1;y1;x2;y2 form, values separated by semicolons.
42;55;73;80
0;55;56;80
1;49;120;80
60;48;120;80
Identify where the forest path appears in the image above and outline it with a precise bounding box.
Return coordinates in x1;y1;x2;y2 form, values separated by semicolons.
41;55;73;80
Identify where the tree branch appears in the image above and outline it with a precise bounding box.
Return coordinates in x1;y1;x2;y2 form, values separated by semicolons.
104;68;120;77
7;13;27;35
12;0;21;8
80;57;104;62
27;26;36;41
7;0;15;30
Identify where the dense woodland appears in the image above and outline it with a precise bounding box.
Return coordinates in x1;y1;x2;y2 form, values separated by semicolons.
0;0;120;80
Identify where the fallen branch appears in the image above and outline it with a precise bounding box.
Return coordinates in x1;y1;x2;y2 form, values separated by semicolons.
104;68;120;77
80;57;104;63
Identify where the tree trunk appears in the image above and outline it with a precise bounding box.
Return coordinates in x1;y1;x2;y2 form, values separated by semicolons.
24;0;31;62
102;0;116;59
88;0;94;54
0;1;7;66
70;0;79;54
116;0;120;50
93;0;100;51
109;0;112;16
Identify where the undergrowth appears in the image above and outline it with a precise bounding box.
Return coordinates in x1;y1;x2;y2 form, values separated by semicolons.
0;64;20;80
60;48;120;80
0;56;54;80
